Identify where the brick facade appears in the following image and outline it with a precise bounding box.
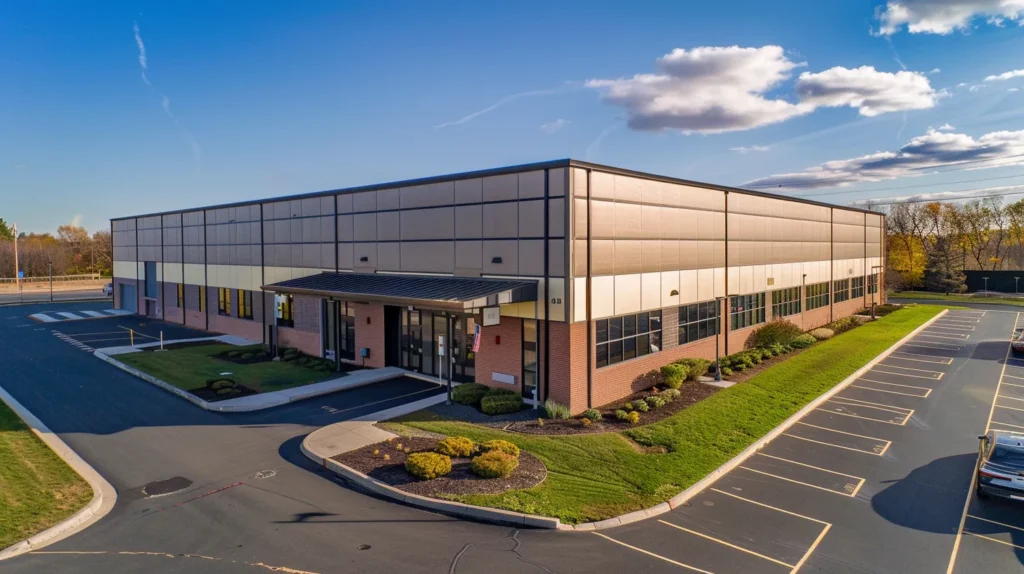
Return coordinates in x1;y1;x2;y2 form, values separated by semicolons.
354;303;385;368
474;319;524;393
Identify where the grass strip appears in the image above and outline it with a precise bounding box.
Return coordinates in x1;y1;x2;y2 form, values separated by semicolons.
0;399;91;550
400;304;947;523
117;344;333;393
891;291;1024;307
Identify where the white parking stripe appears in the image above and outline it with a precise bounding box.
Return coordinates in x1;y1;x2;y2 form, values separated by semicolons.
81;311;106;318
29;313;59;323
56;312;84;320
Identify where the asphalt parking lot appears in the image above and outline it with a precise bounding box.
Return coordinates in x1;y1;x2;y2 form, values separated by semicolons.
39;311;215;352
592;309;1024;574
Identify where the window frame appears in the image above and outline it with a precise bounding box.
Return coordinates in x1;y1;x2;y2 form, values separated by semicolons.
833;279;850;303
851;276;865;299
867;273;879;295
176;283;184;308
238;289;253;320
730;293;766;331
770;287;801;318
805;281;830;311
678;300;719;346
596;310;662;368
217;287;231;316
276;294;294;328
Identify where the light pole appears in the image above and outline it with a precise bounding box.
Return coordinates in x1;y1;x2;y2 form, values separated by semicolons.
49;260;53;302
871;265;883;319
714;295;724;382
801;274;807;325
12;222;18;290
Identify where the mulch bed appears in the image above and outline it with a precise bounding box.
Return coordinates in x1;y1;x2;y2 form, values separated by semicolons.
505;381;719;435
190;381;258;402
141;340;220;352
334;437;547;497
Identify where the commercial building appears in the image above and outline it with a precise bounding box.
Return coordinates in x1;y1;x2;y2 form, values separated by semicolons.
111;160;885;413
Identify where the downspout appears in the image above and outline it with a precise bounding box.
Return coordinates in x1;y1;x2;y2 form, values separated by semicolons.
543;169;550;405
585;169;593;409
724;191;729;356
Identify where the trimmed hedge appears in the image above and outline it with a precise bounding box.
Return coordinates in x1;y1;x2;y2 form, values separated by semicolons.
478;439;520;458
481;394;524;415
809;328;834;341
471;451;519;478
405;452;452;479
452;383;489;406
436;436;475;458
749;319;803;348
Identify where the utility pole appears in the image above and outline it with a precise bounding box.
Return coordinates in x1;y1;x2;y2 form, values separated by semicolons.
12;222;18;290
49;260;53;302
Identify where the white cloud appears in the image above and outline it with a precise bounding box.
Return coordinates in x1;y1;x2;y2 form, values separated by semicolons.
875;0;1024;35
1011;87;1021;92
970;84;986;92
936;123;956;131
957;82;968;88
795;66;938;116
730;145;772;153
986;69;1024;81
540;119;568;133
852;184;1024;206
586;46;936;134
929;67;941;74
745;128;1024;189
586;46;813;133
133;21;150;85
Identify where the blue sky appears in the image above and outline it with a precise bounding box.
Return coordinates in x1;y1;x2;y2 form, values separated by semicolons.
3;0;1024;233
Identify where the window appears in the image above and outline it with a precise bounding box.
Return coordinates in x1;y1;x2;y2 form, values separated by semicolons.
851;276;865;299
339;302;356;360
771;288;801;318
868;273;879;295
678;301;719;346
217;287;231;316
596;311;662;368
833;279;850;303
523;319;538;399
199;288;206;312
730;293;766;330
176;284;184;308
238;289;253;320
276;294;294;328
806;282;830;310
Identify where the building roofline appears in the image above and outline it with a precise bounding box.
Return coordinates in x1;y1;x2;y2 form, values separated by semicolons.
111;158;881;221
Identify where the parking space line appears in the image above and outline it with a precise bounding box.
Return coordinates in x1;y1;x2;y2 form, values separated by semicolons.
1000;381;1024;388
792;422;892;455
946;311;1019;574
988;420;1024;431
918;333;970;341
817;407;909;425
1002;375;1024;381
709;488;830;525
967;514;1024;532
657;520;795;568
997;394;1024;402
740;457;865;497
927;326;975;332
592;532;714;574
963;532;1024;551
74;337;132;343
903;342;963;351
872;363;946;376
888;352;954;364
870;367;943;380
848;384;930;398
829;396;913;414
995;404;1024;413
782;433;884;454
791;524;831;574
117;325;159;340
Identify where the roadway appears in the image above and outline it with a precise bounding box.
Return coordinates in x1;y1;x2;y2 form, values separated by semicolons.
1;301;1023;573
0;288;110;305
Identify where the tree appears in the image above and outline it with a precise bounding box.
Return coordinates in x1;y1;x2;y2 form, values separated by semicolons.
924;236;966;295
0;218;13;241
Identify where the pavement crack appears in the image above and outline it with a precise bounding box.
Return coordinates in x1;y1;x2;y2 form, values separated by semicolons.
448;542;473;574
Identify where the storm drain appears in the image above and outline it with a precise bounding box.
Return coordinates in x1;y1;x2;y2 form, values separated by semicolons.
142;476;193;498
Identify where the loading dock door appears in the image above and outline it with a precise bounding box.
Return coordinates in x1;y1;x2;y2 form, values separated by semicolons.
120;283;138;314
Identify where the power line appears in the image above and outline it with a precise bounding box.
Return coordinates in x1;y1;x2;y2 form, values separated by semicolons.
744;153;1024;190
791;172;1024;198
854;186;1024;207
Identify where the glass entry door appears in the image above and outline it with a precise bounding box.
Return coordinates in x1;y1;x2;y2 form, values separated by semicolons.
401;309;423;372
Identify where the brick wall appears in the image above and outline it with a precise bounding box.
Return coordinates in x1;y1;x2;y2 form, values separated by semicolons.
161;282;184;325
474;319;524;393
209;313;263;342
279;327;321;356
354;302;385;368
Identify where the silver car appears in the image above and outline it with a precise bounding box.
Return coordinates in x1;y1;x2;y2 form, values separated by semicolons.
103;282;113;296
977;430;1024;500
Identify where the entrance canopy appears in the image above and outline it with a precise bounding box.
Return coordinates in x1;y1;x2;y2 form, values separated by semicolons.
263;272;537;311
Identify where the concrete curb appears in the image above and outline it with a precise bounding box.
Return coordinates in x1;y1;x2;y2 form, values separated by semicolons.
304;309;947;532
0;385;117;560
0;296;111;308
301;392;561;529
94;351;430;413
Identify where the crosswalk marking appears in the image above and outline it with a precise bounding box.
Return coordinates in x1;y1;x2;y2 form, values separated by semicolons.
29;308;132;323
56;312;84;320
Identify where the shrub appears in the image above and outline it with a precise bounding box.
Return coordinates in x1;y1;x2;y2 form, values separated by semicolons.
480;394;524;415
451;383;489;406
674;358;712;381
662;388;681;401
631;399;650;412
615;409;629;421
621;403;634;411
471;451;519;478
646;395;666;409
660;364;688;389
544;399;571;420
211;380;234;390
405;452;452;479
478;439;520;458
721;367;734;376
828;316;858;334
485;387;518;398
227;350;243;358
749;319;803;348
791;334;815;348
582;408;602;422
769;343;787;356
240;353;254;360
216;387;239;396
581;418;592;427
314;364;330;372
809;328;834;341
626;411;641;425
436;436;475;458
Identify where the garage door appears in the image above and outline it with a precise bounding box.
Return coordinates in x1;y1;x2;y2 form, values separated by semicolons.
120;283;137;314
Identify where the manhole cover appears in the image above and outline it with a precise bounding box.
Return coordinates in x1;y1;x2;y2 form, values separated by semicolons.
142;476;192;498
252;470;276;480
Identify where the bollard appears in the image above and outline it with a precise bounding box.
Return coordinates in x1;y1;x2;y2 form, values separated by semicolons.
130;329;134;347
160;331;164;351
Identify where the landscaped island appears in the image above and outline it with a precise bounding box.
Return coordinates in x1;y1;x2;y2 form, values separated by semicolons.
379;304;947;524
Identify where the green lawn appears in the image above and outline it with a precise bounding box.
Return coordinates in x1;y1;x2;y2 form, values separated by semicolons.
117;344;336;394
0;399;91;550
396;304;947;524
891;291;1024;307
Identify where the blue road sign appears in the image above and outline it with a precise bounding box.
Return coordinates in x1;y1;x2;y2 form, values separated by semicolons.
17;271;23;279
